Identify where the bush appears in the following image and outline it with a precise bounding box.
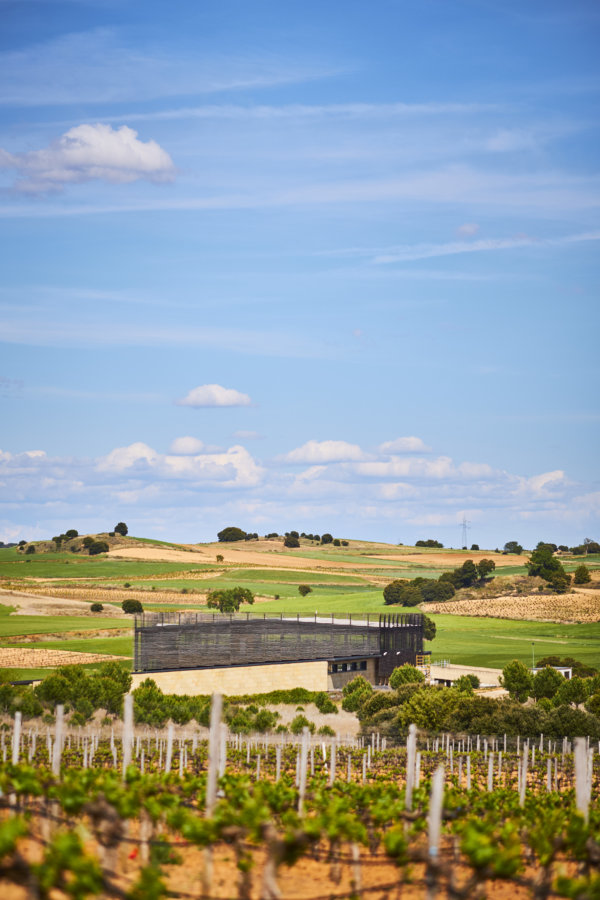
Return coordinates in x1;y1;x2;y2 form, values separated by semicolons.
88;540;109;556
283;535;300;548
122;598;143;614
90;602;104;612
574;565;591;585
317;725;335;737
314;692;338;714
320;533;333;545
82;536;94;548
454;674;480;693
25;545;35;554
290;714;315;735
341;676;373;712
415;539;443;548
114;522;128;536
217;526;246;542
298;584;312;597
65;529;79;539
333;538;341;547
341;540;349;546
421;580;455;602
389;665;425;689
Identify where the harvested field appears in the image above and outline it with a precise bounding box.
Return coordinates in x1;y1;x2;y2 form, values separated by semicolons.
0;588;126;617
0;647;128;668
18;585;205;606
424;587;600;623
370;550;528;567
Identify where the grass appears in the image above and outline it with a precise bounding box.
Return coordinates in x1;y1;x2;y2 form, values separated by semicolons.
0;604;126;637
0;547;217;580
4;635;133;657
428;615;600;669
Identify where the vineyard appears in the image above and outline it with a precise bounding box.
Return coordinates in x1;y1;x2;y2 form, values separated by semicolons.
0;696;598;899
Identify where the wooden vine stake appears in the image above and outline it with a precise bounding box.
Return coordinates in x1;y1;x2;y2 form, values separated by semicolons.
426;765;445;900
51;705;64;776
122;693;133;779
203;693;223;897
298;727;309;815
405;723;417;811
574;736;590;823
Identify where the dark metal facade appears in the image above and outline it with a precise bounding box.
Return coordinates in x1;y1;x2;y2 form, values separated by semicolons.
133;611;424;676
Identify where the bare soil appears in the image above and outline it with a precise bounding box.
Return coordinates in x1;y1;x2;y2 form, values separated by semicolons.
0;647;128;668
0;588;126;617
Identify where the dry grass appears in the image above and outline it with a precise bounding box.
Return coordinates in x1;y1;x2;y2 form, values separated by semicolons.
0;647;128;668
424;587;600;624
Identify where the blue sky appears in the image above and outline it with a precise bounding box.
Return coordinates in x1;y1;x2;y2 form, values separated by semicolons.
0;0;598;549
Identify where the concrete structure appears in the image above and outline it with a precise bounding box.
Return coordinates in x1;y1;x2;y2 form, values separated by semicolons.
133;611;424;694
429;663;503;688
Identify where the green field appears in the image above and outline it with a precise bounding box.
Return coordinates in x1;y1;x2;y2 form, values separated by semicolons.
0;547;217;580
5;635;134;657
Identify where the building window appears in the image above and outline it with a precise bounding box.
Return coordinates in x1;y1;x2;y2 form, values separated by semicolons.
360;660;367;671
341;663;347;672
351;662;358;671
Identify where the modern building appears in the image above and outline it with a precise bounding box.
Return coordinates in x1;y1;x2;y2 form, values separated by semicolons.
131;611;425;694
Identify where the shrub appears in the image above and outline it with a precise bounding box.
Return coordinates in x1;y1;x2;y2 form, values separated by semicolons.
25;545;36;554
389;665;425;689
290;714;315;735
333;538;341;547
90;602;104;612
320;533;333;545
298;584;312;596
341;676;373;712
124;582;131;588
314;691;338;714
216;554;224;563
574;565;591;585
283;535;300;548
65;529;79;539
454;674;480;693
317;725;335;737
114;522;128;536
88;540;109;556
82;536;94;548
341;540;349;546
217;526;246;542
122;598;143;614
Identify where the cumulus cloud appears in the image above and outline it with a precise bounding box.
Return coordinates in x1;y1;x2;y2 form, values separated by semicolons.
0;124;175;193
97;441;159;472
379;436;431;454
284;440;366;464
176;384;252;408
170;436;205;455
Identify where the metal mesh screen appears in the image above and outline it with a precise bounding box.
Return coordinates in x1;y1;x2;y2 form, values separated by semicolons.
134;611;424;674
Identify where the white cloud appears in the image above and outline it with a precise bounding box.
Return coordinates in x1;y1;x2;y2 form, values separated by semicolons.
457;223;480;237
176;384;252;408
170;436;205;455
284;440;366;464
0;124;175;193
379;436;431;454
233;430;263;440
97;441;159;472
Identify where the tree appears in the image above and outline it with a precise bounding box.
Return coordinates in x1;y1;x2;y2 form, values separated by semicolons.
532;666;564;701
454;674;479;693
82;536;94;548
88;540;109;556
555;676;589;707
477;558;496;579
453;559;479;587
114;522;128;536
415;539;443;548
320;533;333;545
527;545;571;592
500;659;532;702
65;529;78;539
333;538;341;547
122;598;143;614
423;615;437;641
421;580;455;602
383;580;406;605
206;586;254;613
25;545;36;554
298;584;312;597
341;676;373;712
217;526;246;542
470;544;479;551
574;564;591;585
389;665;425;688
504;541;523;554
283;535;300;548
90;602;104;612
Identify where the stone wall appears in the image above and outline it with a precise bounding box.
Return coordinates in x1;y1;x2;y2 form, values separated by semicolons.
131;659;329;695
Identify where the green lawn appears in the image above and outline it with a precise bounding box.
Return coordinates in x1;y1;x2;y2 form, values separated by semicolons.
428;615;600;669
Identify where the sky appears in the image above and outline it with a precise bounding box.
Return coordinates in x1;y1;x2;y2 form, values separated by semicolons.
0;0;599;549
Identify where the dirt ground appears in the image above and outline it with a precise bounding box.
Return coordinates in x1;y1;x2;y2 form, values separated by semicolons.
0;588;126;617
0;647;128;667
107;544;386;570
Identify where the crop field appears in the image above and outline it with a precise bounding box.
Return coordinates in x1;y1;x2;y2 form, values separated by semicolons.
0;703;597;900
0;547;218;580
